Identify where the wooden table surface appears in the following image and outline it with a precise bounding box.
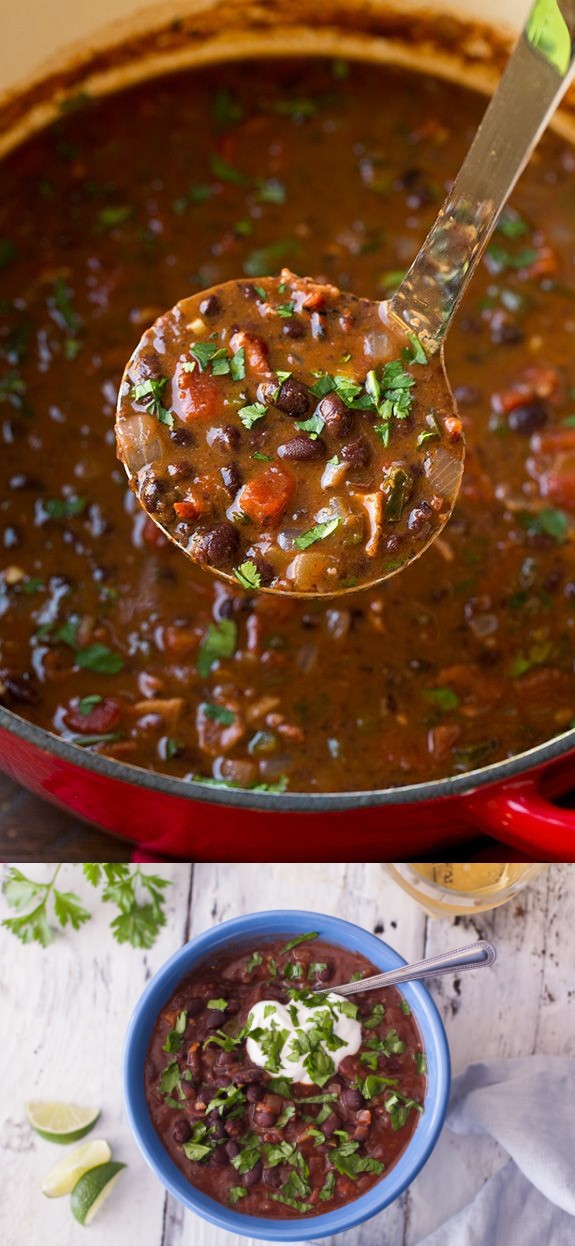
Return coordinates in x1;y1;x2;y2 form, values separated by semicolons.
1;862;572;1246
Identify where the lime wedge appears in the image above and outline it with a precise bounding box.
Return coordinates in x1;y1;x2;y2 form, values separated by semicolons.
42;1140;112;1197
70;1161;126;1226
25;1101;100;1144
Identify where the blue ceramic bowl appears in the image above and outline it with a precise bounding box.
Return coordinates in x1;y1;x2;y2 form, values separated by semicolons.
123;910;450;1241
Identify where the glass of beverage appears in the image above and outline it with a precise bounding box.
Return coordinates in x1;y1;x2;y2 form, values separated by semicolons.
387;862;547;917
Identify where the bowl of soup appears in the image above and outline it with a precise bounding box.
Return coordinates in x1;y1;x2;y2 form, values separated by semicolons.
123;909;450;1238
0;0;574;859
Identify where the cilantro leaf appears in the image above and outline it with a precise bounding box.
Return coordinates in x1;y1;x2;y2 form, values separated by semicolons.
280;932;319;953
163;1010;188;1053
234;560;262;590
52;889;91;930
295;518;339;550
197;619;237;677
238;402;267;429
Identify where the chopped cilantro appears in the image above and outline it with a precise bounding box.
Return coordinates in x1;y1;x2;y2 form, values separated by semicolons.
243;240;298;276
486;244;537;271
295;412;325;438
212;88;243;129
497;209;530;240
207;998;228;1010
385;1090;423;1131
163;1010;187;1053
132;376;174;427
256;178;287;204
246;950;263;973
295;518;339;550
400;998;411;1016
210;152;249;185
405;332;428;365
202;703;235;725
518;507;568;543
97;204;133;230
238;401;267;429
276;302;295;317
364;1002;385;1029
359;1073;399;1098
424;687;460;712
280;932;319;953
234;560;262;590
415;1052;427;1074
331;1137;384;1178
197;619;237;678
44;496;86;520
228;1186;247;1205
319;1170;336;1201
230;347;246;381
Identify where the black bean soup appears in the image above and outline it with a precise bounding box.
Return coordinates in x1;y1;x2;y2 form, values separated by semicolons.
144;934;426;1218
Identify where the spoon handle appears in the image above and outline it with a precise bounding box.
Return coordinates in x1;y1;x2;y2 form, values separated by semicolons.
390;0;575;354
324;940;496;997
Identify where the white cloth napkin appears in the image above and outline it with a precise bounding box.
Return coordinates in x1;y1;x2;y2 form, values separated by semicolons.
412;1057;575;1246
305;1057;575;1245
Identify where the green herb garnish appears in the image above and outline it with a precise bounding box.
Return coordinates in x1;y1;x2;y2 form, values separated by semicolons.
295;518;339;550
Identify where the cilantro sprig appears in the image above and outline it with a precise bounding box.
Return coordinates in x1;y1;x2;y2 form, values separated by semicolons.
1;864;170;950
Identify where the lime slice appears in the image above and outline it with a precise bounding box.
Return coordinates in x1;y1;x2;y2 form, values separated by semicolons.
25;1101;100;1144
70;1161;126;1226
42;1140;112;1197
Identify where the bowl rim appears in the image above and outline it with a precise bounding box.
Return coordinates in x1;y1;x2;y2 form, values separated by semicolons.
123;909;451;1241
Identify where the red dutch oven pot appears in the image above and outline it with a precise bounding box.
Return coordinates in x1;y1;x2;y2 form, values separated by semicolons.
1;0;575;862
0;708;573;859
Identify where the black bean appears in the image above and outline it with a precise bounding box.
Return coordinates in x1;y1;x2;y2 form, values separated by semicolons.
341;436;371;468
199;294;222;317
282;319;306;340
10;473;41;490
242;1159;263;1187
167;460;194;481
321;1112;341;1137
507;401;548;435
2;675;39;705
135;348;161;382
341;1087;363;1111
187;1047;202;1081
453;384;481;406
221;463;243;497
317;393;353;438
170;427;195;446
140;477;168;514
209;424;241;453
407;503;433;534
186;996;206;1017
225;999;240;1015
225;1119;242;1139
211;1145;229;1166
239;282;258;300
225;1139;240;1160
254;1106;278;1127
278;435;326;461
210;1118;227;1139
311;962;333;982
246;1083;265;1103
385;533;402;555
353;1108;372;1142
232;1066;264;1085
172;1119;192;1144
275;377;310;418
205;1008;227;1029
195;523;240;570
249;552;274;586
263;1165;282;1188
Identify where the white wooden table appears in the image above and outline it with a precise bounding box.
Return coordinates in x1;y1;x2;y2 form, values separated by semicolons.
1;863;573;1246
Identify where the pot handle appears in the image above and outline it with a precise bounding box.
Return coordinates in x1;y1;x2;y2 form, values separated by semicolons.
466;776;575;861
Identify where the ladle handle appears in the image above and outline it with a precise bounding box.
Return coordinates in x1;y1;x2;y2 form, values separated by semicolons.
390;0;575;354
324;940;496;996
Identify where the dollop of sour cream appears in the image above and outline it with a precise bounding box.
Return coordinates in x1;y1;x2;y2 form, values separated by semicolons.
245;992;362;1085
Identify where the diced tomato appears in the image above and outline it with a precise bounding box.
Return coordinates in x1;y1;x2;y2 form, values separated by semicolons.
229;330;270;376
493;365;561;415
65;696;122;734
173;479;217;521
531;428;575;455
143;517;169;547
175;357;220;421
239;464;295;525
301;289;326;311
541;469;575;510
525;246;558;279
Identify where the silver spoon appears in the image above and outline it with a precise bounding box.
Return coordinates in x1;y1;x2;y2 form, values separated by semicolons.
117;0;575;596
318;940;496;997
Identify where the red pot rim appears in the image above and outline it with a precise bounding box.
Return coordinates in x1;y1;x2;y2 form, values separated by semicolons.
1;703;573;811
